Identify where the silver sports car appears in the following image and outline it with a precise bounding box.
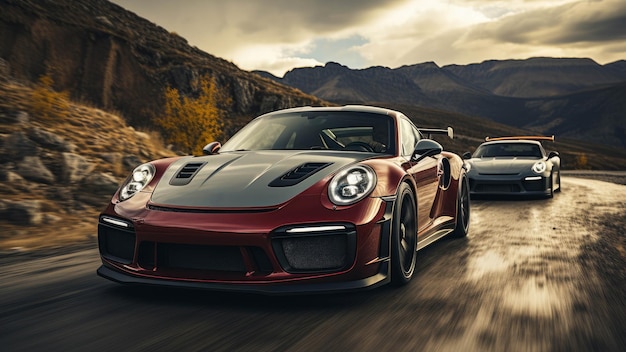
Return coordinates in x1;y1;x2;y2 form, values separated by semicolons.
463;136;561;198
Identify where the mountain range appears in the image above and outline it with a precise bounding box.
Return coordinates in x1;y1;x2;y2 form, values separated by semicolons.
255;58;626;149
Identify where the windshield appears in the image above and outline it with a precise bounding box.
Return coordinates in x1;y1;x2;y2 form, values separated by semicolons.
220;111;395;154
473;143;544;158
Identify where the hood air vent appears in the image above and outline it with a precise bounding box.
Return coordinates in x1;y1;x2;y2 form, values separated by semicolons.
170;162;207;186
269;162;332;187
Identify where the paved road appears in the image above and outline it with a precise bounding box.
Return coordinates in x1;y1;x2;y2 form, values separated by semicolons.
1;177;625;352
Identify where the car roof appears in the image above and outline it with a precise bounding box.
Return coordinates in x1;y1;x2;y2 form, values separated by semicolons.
480;140;543;146
258;105;404;118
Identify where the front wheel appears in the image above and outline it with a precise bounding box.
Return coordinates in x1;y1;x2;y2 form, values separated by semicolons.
548;172;554;198
554;170;561;193
451;176;470;238
391;183;417;286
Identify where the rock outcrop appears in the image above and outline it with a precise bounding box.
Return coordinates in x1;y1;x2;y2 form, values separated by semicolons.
0;73;176;251
0;0;327;129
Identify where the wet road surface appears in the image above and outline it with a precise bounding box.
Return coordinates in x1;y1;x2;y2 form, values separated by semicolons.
1;177;625;351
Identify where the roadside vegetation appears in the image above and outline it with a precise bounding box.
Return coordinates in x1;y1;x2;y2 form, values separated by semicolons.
29;74;70;121
156;75;230;155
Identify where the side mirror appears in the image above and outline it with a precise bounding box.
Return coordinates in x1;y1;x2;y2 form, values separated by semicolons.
462;152;472;160
412;139;443;162
202;142;221;155
548;151;559;159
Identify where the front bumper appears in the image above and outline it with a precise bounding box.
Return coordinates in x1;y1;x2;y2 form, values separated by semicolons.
97;196;395;295
97;264;389;295
467;173;552;196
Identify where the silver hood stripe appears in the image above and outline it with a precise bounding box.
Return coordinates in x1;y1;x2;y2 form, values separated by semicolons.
150;150;375;208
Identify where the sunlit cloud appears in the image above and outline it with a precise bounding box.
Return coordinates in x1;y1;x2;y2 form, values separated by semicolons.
230;43;324;76
113;0;626;76
352;0;490;67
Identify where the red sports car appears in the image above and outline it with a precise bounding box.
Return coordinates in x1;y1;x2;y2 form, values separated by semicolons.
97;105;470;294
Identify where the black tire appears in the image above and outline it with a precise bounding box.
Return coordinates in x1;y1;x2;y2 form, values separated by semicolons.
451;176;470;238
554;170;562;193
391;183;417;286
548;172;554;198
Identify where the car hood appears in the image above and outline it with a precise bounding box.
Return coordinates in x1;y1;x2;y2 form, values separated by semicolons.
150;150;375;208
469;157;538;174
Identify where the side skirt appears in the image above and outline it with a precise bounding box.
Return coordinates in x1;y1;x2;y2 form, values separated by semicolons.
417;225;455;251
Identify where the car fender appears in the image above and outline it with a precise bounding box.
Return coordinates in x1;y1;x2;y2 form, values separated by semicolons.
363;158;417;199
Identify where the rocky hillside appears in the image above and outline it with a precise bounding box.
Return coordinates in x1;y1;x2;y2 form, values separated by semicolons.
0;0;326;132
0;62;175;253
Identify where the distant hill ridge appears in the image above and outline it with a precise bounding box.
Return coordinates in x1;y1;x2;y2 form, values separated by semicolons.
443;57;625;98
257;58;626;149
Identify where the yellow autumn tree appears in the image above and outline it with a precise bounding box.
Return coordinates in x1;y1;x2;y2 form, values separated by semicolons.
30;74;70;121
575;153;588;169
156;75;227;155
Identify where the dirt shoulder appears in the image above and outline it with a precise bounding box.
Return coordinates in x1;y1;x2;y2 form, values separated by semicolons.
561;170;626;185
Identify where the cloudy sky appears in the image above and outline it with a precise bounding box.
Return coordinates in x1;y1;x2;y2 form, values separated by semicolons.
112;0;626;76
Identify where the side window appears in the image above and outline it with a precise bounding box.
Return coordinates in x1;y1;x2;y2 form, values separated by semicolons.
400;118;420;157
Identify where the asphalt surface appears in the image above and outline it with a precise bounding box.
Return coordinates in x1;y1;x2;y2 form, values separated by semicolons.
1;176;625;352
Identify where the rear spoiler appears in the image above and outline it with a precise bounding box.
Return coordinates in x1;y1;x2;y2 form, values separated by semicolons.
485;135;554;142
419;127;454;139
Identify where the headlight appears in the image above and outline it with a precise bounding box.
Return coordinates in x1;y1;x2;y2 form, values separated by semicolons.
119;163;155;201
532;161;547;174
328;165;376;205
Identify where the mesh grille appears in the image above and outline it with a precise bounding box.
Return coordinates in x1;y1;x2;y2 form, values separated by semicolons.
523;179;545;191
271;224;356;273
158;244;246;272
98;223;136;264
475;184;521;193
281;235;347;271
139;243;274;274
